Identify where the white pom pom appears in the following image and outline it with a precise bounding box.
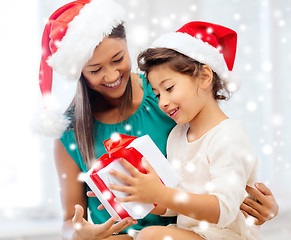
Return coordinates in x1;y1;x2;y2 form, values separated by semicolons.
31;108;70;138
222;71;241;93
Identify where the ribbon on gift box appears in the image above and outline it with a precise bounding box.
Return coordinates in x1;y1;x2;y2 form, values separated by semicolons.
90;134;148;219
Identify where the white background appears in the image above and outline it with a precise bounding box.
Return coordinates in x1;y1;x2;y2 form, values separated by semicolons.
0;0;290;239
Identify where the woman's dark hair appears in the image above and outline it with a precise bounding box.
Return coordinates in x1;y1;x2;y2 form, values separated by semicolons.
68;23;132;167
137;48;230;101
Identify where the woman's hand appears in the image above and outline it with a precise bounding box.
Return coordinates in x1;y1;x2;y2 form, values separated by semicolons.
240;183;279;225
109;158;165;204
71;204;136;240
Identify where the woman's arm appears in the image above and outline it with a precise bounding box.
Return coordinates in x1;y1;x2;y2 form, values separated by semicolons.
54;140;135;240
240;183;279;225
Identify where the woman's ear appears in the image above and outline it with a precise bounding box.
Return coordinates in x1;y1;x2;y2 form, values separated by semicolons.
199;65;213;90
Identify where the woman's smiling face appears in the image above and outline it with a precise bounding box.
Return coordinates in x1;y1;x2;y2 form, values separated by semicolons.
82;37;131;100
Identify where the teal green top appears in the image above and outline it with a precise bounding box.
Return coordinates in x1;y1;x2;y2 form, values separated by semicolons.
60;74;176;233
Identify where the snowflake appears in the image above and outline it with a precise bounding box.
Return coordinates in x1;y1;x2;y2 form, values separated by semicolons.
246;101;257;112
272;114;283;127
70;143;76;150
102;190;112;200
125;124;132;131
233;13;241;21
190;4;197;12
246;154;256;163
258;95;264;101
278;19;286;27
62;173;67;179
134;205;146;215
111;132;121;142
170;13;176;20
199;220;209;231
281;37;287;43
206;27;213;34
245;216;255;226
151;17;159;25
77;172;86;182
114;203;123;214
262;62;273;72
205;182;214;192
74;222;82;231
127;229;136;237
171;159;181;169
69;65;77;76
174;192;189;203
239;24;247;32
244;64;252;71
243;46;252;55
273;9;282;18
163;236;173;240
262;144;273;155
160;17;172;29
128;12;135;19
186;162;196;173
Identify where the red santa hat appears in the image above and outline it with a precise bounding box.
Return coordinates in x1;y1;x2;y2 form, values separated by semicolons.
151;21;238;86
36;0;125;137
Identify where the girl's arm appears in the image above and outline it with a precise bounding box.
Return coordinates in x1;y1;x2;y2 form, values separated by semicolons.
109;158;220;224
54;140;135;240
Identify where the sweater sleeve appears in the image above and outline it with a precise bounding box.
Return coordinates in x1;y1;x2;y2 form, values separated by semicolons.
207;121;258;227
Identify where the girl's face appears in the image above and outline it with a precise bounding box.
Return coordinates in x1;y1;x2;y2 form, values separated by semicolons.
148;65;207;125
82;37;131;101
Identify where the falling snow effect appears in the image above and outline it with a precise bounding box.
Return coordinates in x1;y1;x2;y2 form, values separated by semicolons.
125;124;132;131
3;1;290;239
163;236;173;240
74;222;82;231
174;192;189;203
199;220;210;231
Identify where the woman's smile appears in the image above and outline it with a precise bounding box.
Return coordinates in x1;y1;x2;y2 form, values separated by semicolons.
103;74;123;89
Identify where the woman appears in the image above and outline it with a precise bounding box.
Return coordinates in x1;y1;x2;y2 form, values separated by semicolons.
38;0;278;239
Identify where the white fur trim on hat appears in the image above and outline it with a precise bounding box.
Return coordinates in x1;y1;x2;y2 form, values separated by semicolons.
151;32;229;80
47;0;125;81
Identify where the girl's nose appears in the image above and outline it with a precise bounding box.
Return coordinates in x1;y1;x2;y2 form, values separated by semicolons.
159;95;169;110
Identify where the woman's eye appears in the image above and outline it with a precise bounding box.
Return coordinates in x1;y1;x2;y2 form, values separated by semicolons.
166;86;174;92
91;68;101;74
113;56;124;63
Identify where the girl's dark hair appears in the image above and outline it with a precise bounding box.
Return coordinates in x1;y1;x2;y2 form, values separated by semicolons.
68;23;132;167
137;48;230;101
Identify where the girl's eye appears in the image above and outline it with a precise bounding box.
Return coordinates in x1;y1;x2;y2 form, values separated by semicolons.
166;86;174;92
155;94;160;99
91;68;101;74
113;56;124;63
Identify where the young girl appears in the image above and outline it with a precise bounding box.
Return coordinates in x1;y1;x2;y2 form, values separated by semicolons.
108;21;261;239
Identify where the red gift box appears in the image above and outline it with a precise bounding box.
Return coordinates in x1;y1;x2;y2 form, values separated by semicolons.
85;133;181;220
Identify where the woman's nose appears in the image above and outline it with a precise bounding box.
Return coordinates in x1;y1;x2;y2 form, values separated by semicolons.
104;67;119;82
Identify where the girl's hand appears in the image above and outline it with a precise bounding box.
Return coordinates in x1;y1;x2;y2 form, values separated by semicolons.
109;158;165;204
240;183;279;225
72;204;136;240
